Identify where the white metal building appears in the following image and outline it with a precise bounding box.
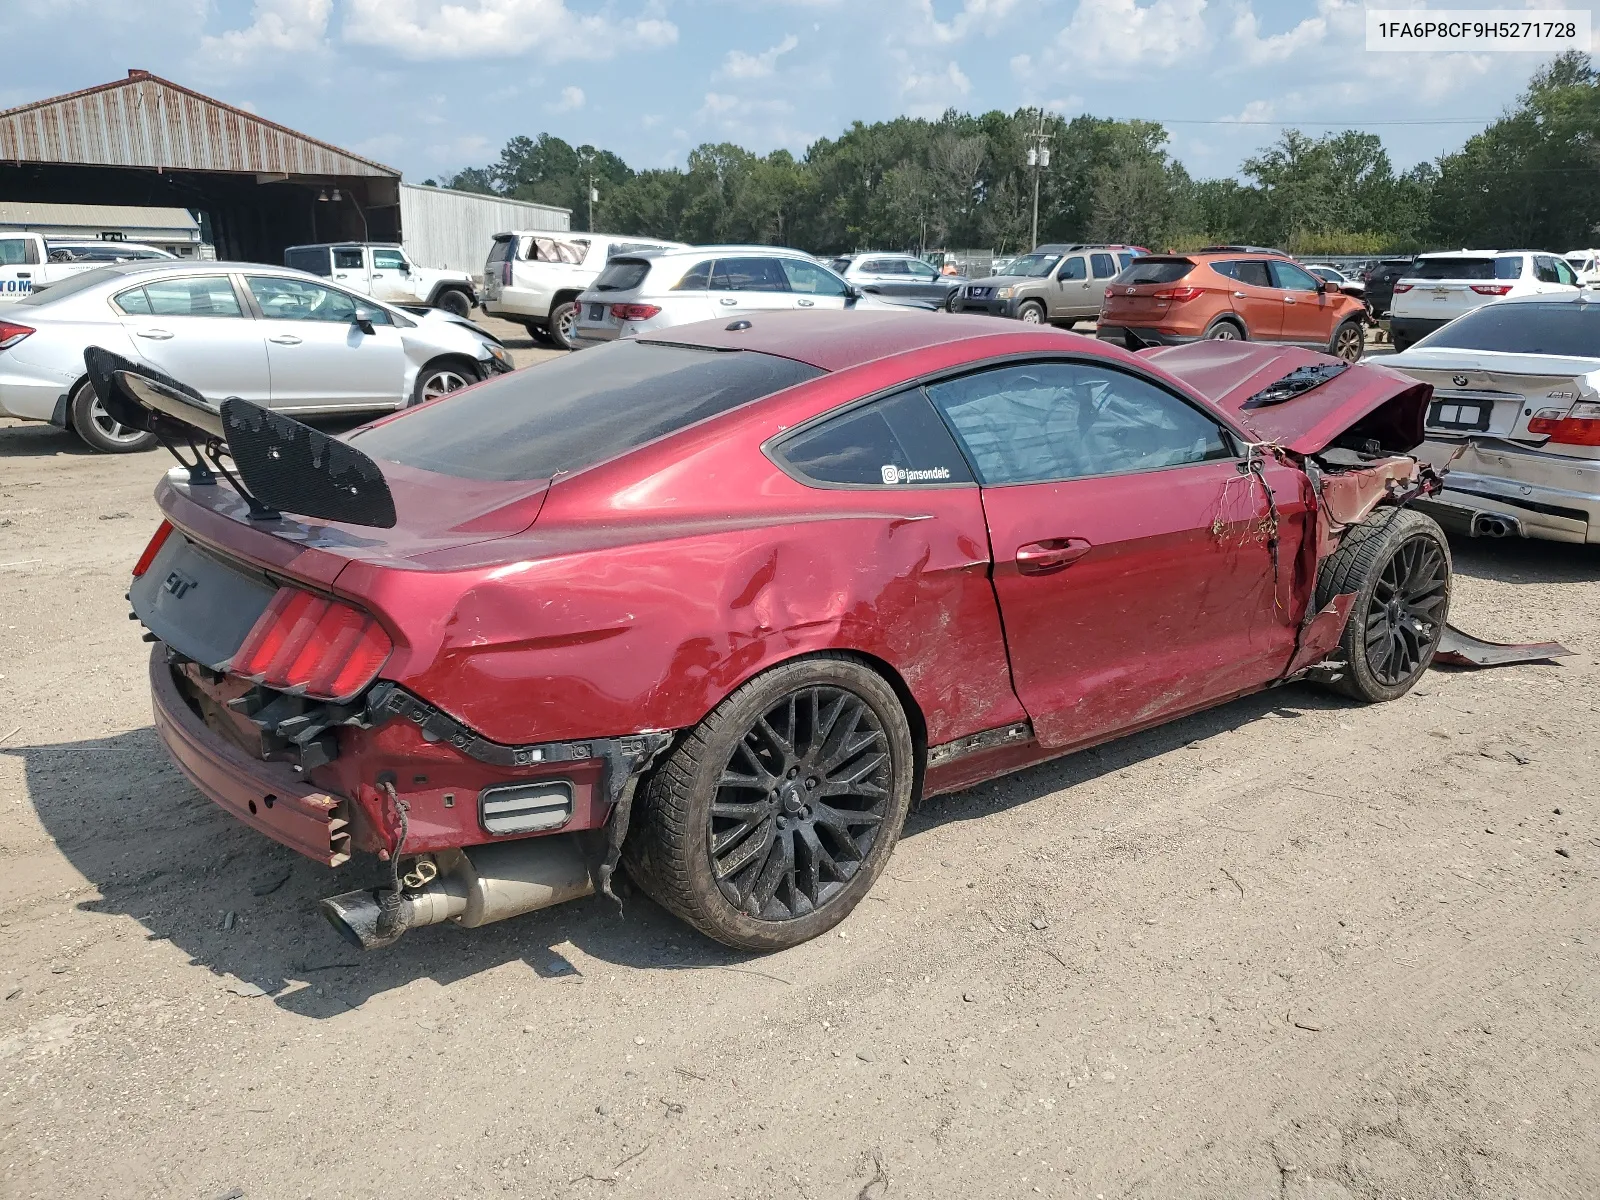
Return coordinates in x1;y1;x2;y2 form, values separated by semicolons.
399;183;568;278
0;201;208;257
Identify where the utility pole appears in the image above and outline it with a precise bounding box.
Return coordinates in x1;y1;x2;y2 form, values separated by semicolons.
586;174;597;232
1026;109;1051;250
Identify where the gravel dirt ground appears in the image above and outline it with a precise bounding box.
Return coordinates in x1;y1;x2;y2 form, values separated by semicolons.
0;318;1596;1200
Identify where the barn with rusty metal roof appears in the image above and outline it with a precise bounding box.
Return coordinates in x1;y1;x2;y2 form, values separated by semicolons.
0;70;401;263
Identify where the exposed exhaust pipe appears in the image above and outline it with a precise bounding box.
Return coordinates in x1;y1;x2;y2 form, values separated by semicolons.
1470;511;1523;539
320;836;595;951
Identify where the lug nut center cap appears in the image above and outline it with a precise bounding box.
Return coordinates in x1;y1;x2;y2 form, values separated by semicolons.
780;786;806;815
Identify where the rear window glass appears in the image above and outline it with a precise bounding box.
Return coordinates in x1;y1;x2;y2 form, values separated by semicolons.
1416;302;1600;357
351;341;825;482
1408;257;1521;281
1116;258;1193;285
486;237;516;267
591;258;650;292
284;247;330;277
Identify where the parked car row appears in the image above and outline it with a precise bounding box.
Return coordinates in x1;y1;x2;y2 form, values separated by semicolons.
1388;250;1581;350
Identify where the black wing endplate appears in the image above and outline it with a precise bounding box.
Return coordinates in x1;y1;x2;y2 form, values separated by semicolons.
221;398;396;529
84;347;396;530
84;346;225;441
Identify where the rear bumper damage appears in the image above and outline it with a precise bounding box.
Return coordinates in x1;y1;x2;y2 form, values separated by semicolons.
1413;436;1600;544
149;644;675;947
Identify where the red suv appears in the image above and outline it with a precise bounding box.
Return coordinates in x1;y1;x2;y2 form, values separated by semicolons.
1098;247;1368;361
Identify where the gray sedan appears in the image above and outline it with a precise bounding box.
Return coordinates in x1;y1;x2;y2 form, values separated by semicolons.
0;261;513;452
829;253;964;308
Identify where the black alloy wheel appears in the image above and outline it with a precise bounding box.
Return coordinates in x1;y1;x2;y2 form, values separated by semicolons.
1315;507;1451;703
709;687;891;920
1360;534;1448;686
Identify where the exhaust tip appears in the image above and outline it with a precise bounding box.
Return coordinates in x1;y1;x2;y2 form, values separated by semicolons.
319;889;405;951
1471;512;1520;539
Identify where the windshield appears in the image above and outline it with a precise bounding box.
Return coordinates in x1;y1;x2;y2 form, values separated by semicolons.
1002;253;1062;278
1416;302;1600;358
351;340;825;482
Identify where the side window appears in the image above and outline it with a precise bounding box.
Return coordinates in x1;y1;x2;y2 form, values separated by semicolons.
674;260;714;290
779;258;848;296
1058;256;1087;281
925;361;1233;486
1270;261;1320;291
908;261;939;280
332;248;364;271
246;275;389;324
1091;253;1117;279
371;249;407;271
1117;252;1135;271
141;276;244;317
1234;260;1272;288
113;286;152;314
1210;260;1238;280
1495;256;1524;280
1554;258;1578;286
0;237;41;266
776;389;974;488
711;257;791;292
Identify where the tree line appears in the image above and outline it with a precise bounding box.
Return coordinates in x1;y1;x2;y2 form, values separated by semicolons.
427;53;1600;257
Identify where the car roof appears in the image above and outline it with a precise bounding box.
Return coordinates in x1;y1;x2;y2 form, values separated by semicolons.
1414;249;1535;258
637;307;1055;371
1488;290;1600;307
1190;246;1290;258
284;242;402;251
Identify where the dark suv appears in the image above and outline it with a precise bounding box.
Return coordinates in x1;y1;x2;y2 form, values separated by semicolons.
1362;258;1415;319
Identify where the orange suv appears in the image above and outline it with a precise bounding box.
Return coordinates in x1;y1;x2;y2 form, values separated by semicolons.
1098;246;1368;361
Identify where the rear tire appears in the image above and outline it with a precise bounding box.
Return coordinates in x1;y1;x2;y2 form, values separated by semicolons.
624;654;915;952
68;379;156;454
1205;319;1244;341
434;289;472;318
1315;507;1451;703
410;359;480;407
548;300;580;350
1331;319;1365;362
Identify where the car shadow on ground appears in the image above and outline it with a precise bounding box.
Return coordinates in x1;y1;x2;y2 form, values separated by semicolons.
10;681;1352;1019
0;422;96;458
1447;531;1600;586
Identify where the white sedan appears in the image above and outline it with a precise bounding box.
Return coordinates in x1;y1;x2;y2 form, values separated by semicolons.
0;261;514;452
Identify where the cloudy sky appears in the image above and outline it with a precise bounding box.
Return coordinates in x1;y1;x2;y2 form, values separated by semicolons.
2;0;1579;183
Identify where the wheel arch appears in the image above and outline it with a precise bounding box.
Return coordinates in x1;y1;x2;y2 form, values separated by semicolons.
1206;313;1248;338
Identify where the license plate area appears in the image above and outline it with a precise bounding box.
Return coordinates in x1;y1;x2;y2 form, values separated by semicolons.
1428;399;1492;432
588;303;605;320
130;534;278;670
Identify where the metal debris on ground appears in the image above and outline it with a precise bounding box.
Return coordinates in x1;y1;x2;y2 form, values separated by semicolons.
1434;624;1573;668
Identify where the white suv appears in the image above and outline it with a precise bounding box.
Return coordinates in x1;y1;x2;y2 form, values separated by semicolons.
1565;249;1600;286
481;231;684;349
572;245;896;346
1390;250;1579;350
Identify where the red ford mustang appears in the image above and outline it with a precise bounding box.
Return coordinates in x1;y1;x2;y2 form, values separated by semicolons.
114;309;1447;952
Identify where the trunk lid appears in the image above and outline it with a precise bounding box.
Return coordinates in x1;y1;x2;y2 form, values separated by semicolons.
1141;341;1431;455
1099;256;1196;321
1385;348;1600;445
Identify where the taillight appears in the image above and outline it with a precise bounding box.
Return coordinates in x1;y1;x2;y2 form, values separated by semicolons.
1470;284;1513;296
610;303;662;322
0;320;34;350
230;586;393;701
132;520;174;577
1392;283;1414;294
501;261;513;286
1528;401;1600;446
1152;286;1203;302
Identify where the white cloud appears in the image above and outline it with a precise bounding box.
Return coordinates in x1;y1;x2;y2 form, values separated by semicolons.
910;0;1019;44
899;59;971;118
719;34;799;79
200;0;330;66
549;85;585;111
342;0;678;62
1230;5;1327;65
1058;0;1209;72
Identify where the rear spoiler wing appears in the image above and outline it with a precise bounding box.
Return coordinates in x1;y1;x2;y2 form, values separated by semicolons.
84;346;396;529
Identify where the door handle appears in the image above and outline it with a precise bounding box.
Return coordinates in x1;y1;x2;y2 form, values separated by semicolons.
1233;291;1247;298
796;298;815;307
135;328;174;340
1283;297;1297;304
719;297;737;306
16;271;30;279
1016;538;1092;575
268;334;302;345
